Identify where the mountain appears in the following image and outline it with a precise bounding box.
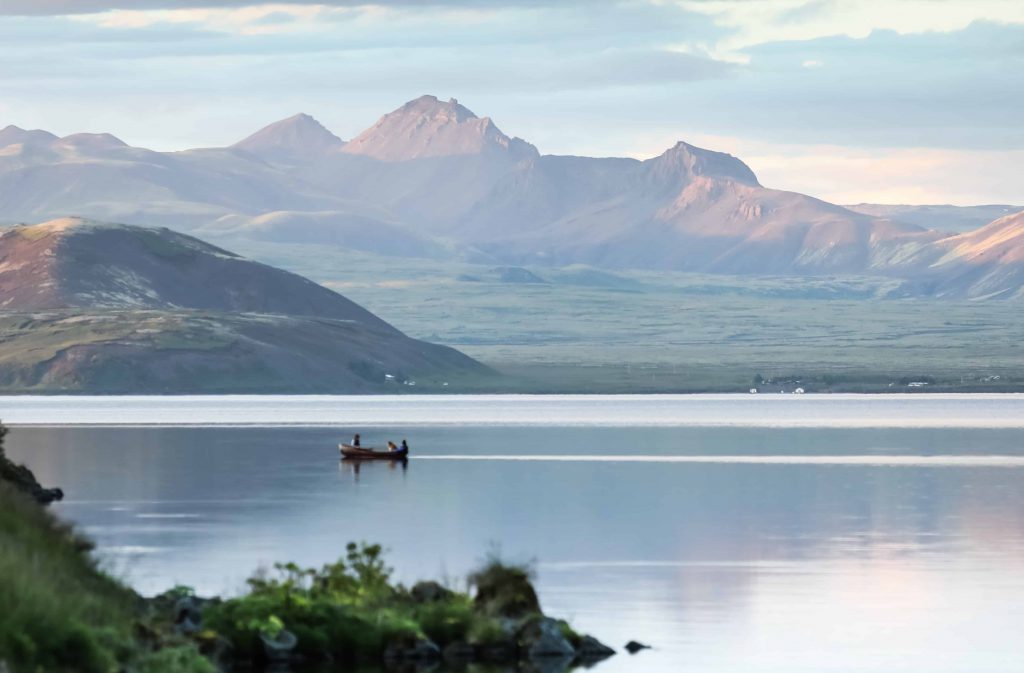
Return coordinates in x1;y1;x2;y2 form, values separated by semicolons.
0;125;58;148
199;210;452;259
233;113;345;163
341;95;537;161
455;141;938;273
2;95;1020;293
846;203;1023;233
0;218;489;392
894;211;1024;298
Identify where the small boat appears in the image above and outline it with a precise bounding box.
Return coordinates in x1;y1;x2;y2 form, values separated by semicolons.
340;443;409;460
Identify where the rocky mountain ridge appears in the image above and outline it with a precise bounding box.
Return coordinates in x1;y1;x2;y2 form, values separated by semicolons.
1;96;1022;297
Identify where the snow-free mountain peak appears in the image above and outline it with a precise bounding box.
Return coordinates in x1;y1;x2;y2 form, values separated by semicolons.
233;113;345;161
644;140;760;187
341;94;539;161
0;125;59;148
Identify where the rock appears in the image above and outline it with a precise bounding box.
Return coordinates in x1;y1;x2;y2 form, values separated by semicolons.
173;595;205;634
521;617;575;659
410;580;454;604
383;636;441;663
474;617;519;663
576;634;616;660
260;629;298;662
442;640;476;663
0;446;63;505
35;487;64;504
625;640;651;654
523;653;574;673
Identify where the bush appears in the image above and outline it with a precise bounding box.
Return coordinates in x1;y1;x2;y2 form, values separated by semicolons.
136;645;216;673
468;555;541;618
411;593;475;646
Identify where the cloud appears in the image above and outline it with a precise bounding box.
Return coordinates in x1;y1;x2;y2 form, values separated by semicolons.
1;0;1022;203
0;0;577;15
680;0;1024;60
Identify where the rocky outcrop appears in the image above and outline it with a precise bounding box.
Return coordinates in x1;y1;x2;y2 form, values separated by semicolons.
625;639;652;654
520;617;576;659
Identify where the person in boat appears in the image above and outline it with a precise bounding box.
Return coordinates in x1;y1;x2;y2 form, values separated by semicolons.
387;441;398;452
401;439;409;452
352;433;361;448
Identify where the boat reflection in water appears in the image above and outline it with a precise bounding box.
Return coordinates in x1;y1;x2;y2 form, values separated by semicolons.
339;455;408;481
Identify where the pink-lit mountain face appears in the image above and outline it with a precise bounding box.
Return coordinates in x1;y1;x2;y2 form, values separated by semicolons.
2;96;1021;294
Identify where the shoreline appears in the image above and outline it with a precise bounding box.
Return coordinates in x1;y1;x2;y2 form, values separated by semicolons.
3;393;1024;429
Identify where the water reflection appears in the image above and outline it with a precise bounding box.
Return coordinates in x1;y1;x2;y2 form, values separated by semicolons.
340;458;409;482
6;423;1024;673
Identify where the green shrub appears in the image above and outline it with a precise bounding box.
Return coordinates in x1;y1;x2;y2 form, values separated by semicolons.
468;554;541;618
412;594;475;646
136;644;216;673
466;616;509;646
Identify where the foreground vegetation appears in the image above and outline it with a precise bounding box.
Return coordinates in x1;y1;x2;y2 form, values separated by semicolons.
0;428;212;672
0;425;612;672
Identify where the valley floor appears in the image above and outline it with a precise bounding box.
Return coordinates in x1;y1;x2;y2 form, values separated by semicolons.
221;240;1024;394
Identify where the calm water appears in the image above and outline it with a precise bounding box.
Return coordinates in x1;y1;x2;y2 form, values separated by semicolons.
5;396;1024;673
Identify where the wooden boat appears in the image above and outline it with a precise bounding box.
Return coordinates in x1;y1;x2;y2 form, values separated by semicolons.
340;443;409;460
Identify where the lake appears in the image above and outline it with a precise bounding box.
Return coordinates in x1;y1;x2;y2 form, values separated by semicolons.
5;395;1024;673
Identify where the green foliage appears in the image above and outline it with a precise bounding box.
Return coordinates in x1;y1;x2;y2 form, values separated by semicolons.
136;644;216;673
0;481;136;673
466;616;509;646
469;554;540;618
558;619;582;648
205;543;414;664
205;543;553;666
411;593;475;646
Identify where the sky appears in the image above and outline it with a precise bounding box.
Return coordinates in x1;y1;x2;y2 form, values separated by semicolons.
1;0;1022;205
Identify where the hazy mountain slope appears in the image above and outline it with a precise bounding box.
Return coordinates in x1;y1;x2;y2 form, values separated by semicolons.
895;211;1024;298
288;96;540;228
199;210;453;259
460;141;938;273
0;218;488;392
0;127;342;226
0;97;1011;290
232;113;345;164
846;204;1023;233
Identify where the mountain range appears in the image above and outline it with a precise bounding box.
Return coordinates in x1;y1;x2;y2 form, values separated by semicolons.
1;95;1022;297
0;218;488;392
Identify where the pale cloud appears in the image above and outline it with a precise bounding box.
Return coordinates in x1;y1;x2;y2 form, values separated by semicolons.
2;0;1023;204
73;4;347;34
680;0;1024;59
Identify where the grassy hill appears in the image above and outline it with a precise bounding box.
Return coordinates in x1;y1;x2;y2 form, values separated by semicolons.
0;219;491;393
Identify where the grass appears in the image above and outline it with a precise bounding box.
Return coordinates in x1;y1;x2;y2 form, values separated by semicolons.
0;426;214;673
218;238;1024;392
0;482;216;673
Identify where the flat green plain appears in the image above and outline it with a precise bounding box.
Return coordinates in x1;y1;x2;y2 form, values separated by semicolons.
219;239;1024;393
